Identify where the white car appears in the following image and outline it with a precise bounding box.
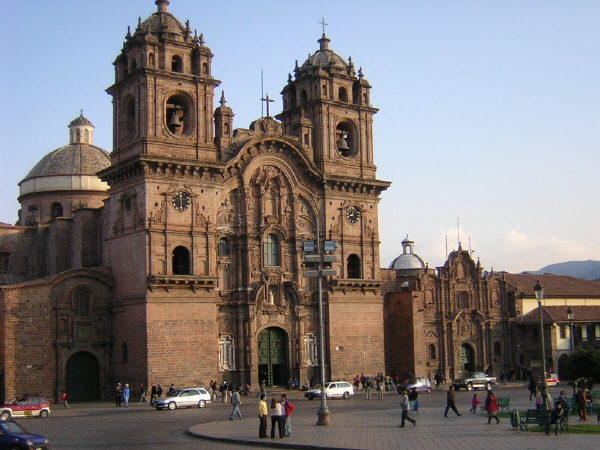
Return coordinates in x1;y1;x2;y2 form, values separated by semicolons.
304;381;354;400
153;388;211;410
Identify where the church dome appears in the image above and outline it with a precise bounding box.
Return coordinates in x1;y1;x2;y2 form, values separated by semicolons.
19;113;110;195
388;235;426;270
136;0;188;40
299;34;350;75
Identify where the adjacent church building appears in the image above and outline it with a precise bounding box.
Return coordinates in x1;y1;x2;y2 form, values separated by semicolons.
0;0;389;401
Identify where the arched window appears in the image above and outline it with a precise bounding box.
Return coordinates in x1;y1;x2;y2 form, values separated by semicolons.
300;90;308;105
219;237;230;256
172;246;190;275
338;87;348;102
428;344;437;360
171;55;183;73
347;254;361;279
74;290;90;317
458;291;470;309
122;343;128;363
51;203;63;219
264;234;279;266
494;341;502;356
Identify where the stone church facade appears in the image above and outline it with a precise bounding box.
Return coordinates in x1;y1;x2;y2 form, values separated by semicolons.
0;1;389;401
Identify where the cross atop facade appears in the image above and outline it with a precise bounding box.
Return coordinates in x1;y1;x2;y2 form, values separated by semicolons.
319;17;328;35
261;94;274;117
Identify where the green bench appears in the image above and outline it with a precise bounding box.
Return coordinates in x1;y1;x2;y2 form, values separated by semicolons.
520;409;549;432
480;397;510;414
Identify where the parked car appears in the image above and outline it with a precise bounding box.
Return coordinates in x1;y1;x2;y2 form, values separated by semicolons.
536;373;560;387
452;372;497;391
304;381;354;400
0;396;50;420
0;419;50;449
153;388;211;410
397;377;432;394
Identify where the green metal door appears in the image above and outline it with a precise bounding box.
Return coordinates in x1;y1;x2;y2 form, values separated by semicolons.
257;327;287;387
66;352;100;401
458;344;475;375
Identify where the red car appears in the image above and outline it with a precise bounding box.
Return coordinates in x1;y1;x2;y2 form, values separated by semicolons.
0;395;51;419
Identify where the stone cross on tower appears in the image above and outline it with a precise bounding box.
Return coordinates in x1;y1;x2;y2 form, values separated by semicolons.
261;94;274;117
319;17;328;34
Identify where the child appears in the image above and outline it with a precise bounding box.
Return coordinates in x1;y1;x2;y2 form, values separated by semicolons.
470;393;481;413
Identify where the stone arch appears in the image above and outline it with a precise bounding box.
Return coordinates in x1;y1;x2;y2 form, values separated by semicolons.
65;351;100;401
256;326;289;387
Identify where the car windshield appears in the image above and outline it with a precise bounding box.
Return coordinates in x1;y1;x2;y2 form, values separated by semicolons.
463;373;478;378
167;389;183;397
1;421;28;434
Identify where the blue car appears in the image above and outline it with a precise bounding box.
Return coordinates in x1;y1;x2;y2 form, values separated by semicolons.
0;419;50;449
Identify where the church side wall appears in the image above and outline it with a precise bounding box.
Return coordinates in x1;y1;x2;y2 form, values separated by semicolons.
0;286;55;402
145;294;219;388
328;295;384;380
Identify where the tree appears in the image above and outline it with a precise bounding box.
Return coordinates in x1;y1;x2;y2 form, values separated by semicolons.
561;348;600;382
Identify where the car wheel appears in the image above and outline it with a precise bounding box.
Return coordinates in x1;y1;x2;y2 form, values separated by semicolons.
426;387;431;394
198;400;206;408
168;401;177;410
466;383;473;391
343;392;349;399
1;411;10;420
40;410;49;418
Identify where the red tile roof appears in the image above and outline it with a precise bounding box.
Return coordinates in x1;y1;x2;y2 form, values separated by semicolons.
503;273;600;297
518;305;600;324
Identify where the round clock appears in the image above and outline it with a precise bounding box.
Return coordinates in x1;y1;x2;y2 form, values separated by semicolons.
346;206;361;224
171;191;190;211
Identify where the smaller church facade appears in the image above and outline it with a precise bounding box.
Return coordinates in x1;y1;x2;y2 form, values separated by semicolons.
383;237;517;381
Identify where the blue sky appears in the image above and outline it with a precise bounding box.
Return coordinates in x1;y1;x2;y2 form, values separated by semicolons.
1;0;598;273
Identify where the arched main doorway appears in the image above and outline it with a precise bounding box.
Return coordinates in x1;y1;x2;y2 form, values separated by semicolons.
457;343;475;375
257;327;288;387
66;351;100;401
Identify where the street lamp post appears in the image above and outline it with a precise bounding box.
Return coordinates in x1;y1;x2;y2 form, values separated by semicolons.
567;307;574;352
567;306;575;396
533;281;548;390
302;226;336;427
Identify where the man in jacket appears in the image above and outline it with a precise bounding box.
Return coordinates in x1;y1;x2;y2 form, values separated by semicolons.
229;388;243;420
444;385;461;417
399;390;417;427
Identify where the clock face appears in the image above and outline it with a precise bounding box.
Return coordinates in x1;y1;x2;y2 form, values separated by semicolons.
346;206;361;224
171;191;190;211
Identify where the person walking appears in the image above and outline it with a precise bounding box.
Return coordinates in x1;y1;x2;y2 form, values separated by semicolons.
115;383;122;407
469;393;481;413
444;385;461;417
149;383;157;404
398;390;417;427
156;384;163;398
365;377;373;400
528;378;537;401
408;387;419;413
123;384;130;407
484;389;500;424
61;391;70;409
139;383;148;404
229;388;243;420
576;386;588;421
281;393;294;436
269;397;284;439
257;393;268;438
220;381;229;403
377;377;384;400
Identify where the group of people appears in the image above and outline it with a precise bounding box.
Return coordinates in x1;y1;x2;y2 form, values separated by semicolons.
115;382;171;407
352;373;397;397
256;393;295;439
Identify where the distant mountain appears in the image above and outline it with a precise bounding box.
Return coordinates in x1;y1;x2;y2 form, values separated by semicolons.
526;260;600;281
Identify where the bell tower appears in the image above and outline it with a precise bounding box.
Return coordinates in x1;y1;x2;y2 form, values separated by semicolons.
277;34;377;180
106;0;220;165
